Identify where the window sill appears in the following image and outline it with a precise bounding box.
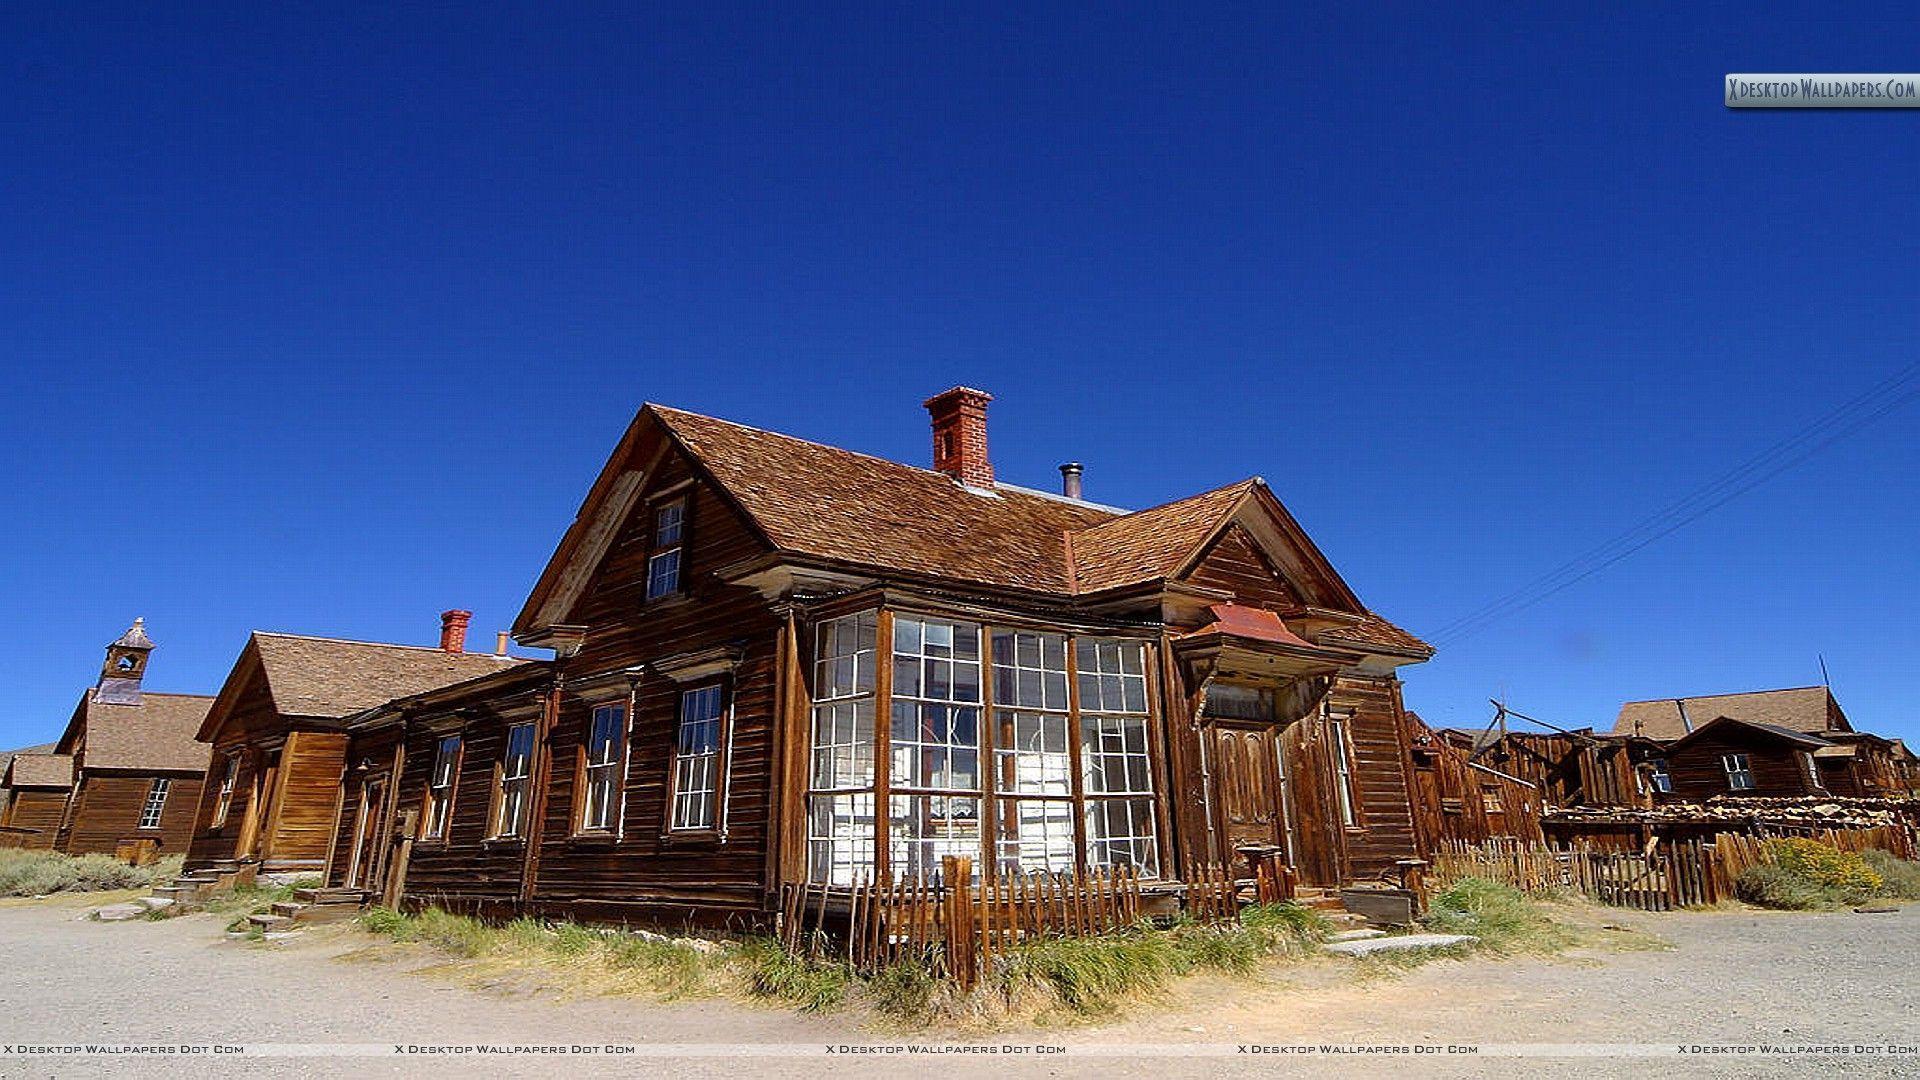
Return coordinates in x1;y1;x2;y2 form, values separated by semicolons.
567;832;619;848
644;592;693;610
659;829;725;847
414;838;451;850
480;837;526;849
1343;826;1369;836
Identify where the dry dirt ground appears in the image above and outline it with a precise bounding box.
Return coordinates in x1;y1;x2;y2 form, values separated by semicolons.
1;892;1914;1080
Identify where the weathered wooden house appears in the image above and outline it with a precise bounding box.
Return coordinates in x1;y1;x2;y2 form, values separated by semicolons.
49;621;213;855
326;388;1446;928
1613;687;1916;800
1444;728;1662;809
1403;715;1544;845
183;615;524;877
0;751;73;850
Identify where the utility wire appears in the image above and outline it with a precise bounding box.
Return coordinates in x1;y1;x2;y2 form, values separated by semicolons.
1431;362;1920;647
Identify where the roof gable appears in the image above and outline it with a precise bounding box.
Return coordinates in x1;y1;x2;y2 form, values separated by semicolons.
1667;714;1835;753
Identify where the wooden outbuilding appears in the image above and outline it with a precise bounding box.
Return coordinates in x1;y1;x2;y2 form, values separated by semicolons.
0;752;73;849
328;388;1448;927
49;620;213;855
184;618;523;876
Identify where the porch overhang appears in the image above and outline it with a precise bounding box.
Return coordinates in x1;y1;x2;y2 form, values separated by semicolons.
1173;604;1362;682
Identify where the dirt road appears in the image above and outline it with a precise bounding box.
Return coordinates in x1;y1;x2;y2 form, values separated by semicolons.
1;894;1913;1079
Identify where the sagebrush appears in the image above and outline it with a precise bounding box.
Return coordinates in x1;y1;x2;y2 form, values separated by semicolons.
0;849;182;897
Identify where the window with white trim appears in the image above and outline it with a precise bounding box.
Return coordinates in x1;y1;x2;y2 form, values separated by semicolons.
807;612;877;884
1723;753;1755;791
890;617;982;881
423;735;461;839
1799;751;1823;791
138;777;171;829
210;753;239;828
579;704;626;832
493;722;536;838
670;684;726;830
1328;714;1358;826
645;499;686;600
1649;758;1672;793
1077;638;1158;876
990;630;1073;873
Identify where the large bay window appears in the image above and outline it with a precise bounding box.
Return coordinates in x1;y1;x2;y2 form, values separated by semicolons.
805;610;1161;885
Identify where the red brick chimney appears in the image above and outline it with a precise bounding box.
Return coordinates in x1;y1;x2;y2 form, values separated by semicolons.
924;386;994;487
439;609;472;653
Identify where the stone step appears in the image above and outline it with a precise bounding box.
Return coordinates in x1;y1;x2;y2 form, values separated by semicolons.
137;896;176;913
92;903;147;922
1323;933;1478;957
1327;928;1386;942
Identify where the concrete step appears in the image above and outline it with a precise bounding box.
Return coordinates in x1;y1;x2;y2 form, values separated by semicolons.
1327;928;1386;943
1323;933;1478;957
92;903;147;922
136;896;176;913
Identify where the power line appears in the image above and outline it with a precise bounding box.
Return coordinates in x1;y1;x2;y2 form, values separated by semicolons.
1431;362;1920;647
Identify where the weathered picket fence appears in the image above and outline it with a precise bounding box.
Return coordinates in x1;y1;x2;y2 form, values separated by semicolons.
778;853;1278;988
1430;824;1915;912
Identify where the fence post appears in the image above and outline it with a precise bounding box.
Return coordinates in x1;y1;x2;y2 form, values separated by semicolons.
941;855;977;991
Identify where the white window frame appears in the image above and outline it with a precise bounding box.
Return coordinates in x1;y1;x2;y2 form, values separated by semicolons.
1800;751;1824;791
210;753;239;828
1328;713;1359;827
1649;758;1673;793
645;499;686;601
138;777;171;830
1723;753;1755;791
806;612;879;885
492;722;536;838
579;703;627;833
669;683;727;831
423;734;461;839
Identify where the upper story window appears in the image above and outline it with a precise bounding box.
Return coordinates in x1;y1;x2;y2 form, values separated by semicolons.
670;684;728;831
645;499;686;600
492;722;536;838
579;704;627;832
138;777;171;829
1723;753;1755;791
423;734;462;839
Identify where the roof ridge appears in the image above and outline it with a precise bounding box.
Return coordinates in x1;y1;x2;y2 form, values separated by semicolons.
1620;685;1827;705
252;630;519;658
1072;477;1260;533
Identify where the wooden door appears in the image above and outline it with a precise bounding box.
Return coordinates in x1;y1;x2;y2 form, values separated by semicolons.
1207;724;1290;860
345;774;390;891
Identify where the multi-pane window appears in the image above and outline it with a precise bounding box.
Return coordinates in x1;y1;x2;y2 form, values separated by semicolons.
1648;758;1673;794
802;614;1162;884
1077;638;1158;876
580;704;626;832
890;617;983;881
210;753;239;827
1800;751;1823;791
807;612;877;884
493;723;535;838
991;630;1073;873
138;778;171;829
423;735;461;839
1328;715;1358;826
671;684;726;830
1723;753;1755;791
645;500;686;600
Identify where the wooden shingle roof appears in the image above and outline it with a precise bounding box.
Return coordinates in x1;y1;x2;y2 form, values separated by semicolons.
3;752;73;789
1069;480;1258;593
1613;687;1843;742
249;633;530;720
61;691;215;774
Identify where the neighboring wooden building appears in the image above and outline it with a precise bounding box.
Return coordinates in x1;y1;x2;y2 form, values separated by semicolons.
185;616;524;876
1654;716;1833;800
329;388;1440;927
50;620;213;855
1612;686;1917;801
1445;728;1662;810
0;752;73;850
1405;715;1543;846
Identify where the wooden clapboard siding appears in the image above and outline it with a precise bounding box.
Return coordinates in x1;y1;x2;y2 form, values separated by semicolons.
328;726;405;889
390;710;533;908
1331;676;1420;882
61;772;204;854
1184;525;1306;610
1663;726;1822;801
3;790;70;848
258;731;348;869
185;666;281;869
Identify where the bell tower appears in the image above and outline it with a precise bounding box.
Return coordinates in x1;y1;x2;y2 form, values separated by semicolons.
96;618;155;706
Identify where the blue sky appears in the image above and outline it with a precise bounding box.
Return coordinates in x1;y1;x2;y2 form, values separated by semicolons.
2;3;1914;749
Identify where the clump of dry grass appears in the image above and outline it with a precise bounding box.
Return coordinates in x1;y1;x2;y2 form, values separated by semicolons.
0;849;181;897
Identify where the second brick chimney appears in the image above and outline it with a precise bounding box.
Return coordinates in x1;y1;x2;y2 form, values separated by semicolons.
439;609;472;653
924;386;994;488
